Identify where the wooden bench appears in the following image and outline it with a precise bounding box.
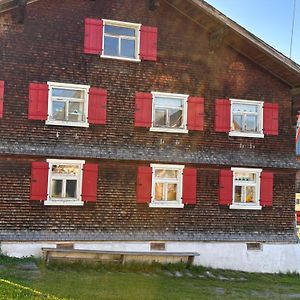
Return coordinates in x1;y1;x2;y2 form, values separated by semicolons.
42;248;199;266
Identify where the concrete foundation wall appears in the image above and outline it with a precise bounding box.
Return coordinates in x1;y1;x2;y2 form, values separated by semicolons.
2;240;300;274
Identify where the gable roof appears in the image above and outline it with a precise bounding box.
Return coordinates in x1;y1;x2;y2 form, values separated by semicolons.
1;0;300;88
164;0;300;88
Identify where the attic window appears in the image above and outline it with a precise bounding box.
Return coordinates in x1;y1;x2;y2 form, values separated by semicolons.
102;20;140;61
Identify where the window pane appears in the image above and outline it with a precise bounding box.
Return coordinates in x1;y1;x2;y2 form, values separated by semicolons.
68;102;84;122
66;180;77;198
167;184;177;201
52;88;83;99
232;114;242;131
121;39;135;58
235;172;256;182
155;97;183;108
154;109;167;127
51;179;63;198
105;25;135;36
232;103;257;113
104;36;119;56
52;164;80;175
245;115;258;132
246;186;256;203
169;109;182;128
52;101;66;121
234;186;242;203
155;183;163;201
155;169;178;179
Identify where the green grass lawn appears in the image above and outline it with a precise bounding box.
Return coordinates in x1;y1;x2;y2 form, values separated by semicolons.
1;255;300;300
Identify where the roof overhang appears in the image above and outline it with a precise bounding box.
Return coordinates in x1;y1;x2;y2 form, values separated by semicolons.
164;0;300;88
0;0;38;14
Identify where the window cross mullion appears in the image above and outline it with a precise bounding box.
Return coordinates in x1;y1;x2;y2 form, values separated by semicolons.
62;178;67;198
163;183;168;201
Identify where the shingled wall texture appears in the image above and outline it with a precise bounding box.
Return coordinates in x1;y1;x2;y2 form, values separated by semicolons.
0;0;297;242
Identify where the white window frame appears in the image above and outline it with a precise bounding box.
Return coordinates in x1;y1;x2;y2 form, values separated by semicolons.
150;92;188;134
46;82;90;128
101;19;141;62
229;99;264;138
150;164;184;208
297;226;300;239
230;167;262;210
45;159;85;206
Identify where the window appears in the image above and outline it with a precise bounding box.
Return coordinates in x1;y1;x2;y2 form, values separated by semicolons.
84;18;157;61
45;159;84;206
102;20;140;61
230;99;263;138
231;168;262;210
150;164;184;208
219;169;273;208
215;99;278;136
151;92;188;133
135;93;204;132
46;82;90;127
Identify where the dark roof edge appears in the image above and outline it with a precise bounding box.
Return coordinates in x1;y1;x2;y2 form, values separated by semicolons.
0;0;38;14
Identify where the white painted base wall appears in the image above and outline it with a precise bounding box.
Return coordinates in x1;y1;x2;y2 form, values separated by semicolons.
2;241;300;274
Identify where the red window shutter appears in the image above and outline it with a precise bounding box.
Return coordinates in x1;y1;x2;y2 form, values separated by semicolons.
82;163;98;202
136;166;152;203
135;92;152;127
88;87;107;125
215;99;230;132
219;169;233;205
84;18;103;55
187;97;204;131
263;103;278;135
0;80;4;118
28;83;48;120
140;25;157;61
260;171;273;207
182;168;197;205
30;162;49;201
296;212;300;222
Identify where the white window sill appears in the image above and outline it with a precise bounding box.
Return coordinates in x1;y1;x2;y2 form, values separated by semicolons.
44;200;84;206
229;131;264;138
150;127;188;134
229;204;262;210
149;202;184;209
101;54;141;63
46;120;89;128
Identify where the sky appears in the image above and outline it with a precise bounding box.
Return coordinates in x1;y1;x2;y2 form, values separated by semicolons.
205;0;300;65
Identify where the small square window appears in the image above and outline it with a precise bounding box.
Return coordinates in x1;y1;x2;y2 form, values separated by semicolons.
150;92;188;133
150;164;184;208
46;83;90;127
230;168;262;210
230;99;263;138
45;159;84;206
102;20;140;61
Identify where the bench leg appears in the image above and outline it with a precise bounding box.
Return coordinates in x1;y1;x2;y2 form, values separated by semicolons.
120;254;125;264
187;256;194;267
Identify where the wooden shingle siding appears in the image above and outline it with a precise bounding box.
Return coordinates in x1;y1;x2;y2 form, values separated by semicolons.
0;0;297;243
